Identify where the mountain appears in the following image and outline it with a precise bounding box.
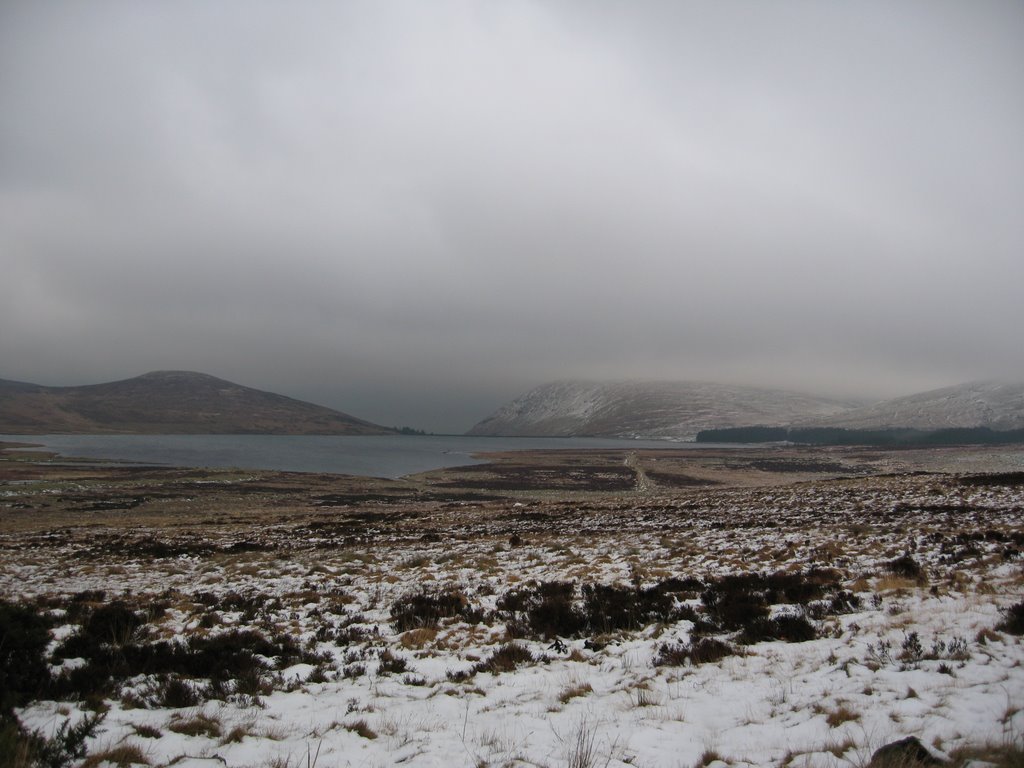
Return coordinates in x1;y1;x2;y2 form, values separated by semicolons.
0;371;394;435
466;380;862;440
806;380;1024;431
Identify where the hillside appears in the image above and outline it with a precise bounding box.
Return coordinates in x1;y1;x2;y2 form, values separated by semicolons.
467;380;861;440
807;380;1024;431
0;371;394;435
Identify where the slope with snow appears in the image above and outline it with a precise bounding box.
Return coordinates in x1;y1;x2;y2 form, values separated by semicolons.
7;471;1024;768
811;381;1024;431
468;381;861;440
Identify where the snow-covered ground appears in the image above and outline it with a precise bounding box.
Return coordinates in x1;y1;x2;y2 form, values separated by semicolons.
5;473;1024;767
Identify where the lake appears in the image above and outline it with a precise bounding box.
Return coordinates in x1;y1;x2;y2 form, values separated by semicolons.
0;434;713;479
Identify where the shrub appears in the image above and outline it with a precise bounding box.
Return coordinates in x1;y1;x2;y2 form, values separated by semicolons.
390;589;480;632
997;601;1024;636
150;676;202;709
376;650;408;676
54;602;148;663
701;581;770;632
6;712;105;768
51;625;324;705
497;582;586;639
475;643;535;674
581;583;680;633
886;554;924;580
899;631;924;664
654;576;705;597
0;601;51;714
654;638;735;666
738;614;817;644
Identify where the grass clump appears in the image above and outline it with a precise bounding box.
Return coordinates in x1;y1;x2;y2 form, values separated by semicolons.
168;712;222;739
823;704;859;728
344;719;378;739
80;743;149;768
558;682;593;704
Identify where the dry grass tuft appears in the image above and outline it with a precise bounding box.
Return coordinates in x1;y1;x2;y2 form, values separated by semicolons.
168;712;222;739
399;627;439;649
345;719;378;739
693;749;722;767
80;743;149;768
824;703;860;728
558;681;593;704
131;724;162;739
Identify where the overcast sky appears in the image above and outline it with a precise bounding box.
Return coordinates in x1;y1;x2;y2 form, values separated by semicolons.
2;1;1022;432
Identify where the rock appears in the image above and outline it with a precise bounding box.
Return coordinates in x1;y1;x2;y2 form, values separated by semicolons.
869;737;945;766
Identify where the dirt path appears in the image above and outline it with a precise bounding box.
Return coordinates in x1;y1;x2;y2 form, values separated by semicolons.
624;450;653;494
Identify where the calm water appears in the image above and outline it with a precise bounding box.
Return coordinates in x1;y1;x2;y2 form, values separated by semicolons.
0;434;708;479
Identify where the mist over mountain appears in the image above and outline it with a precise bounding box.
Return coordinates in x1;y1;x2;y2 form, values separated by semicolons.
470;380;1024;440
0;371;393;435
467;381;862;440
801;381;1024;432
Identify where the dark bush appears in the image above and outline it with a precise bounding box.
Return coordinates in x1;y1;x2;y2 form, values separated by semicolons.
497;582;586;639
152;676;202;708
7;711;104;768
764;570;835;604
0;601;51;713
390;589;479;632
497;580;700;639
654;638;735;666
52;625;323;704
377;650;408;675
475;643;535;674
582;584;680;633
701;582;770;632
53;601;150;667
447;642;536;679
886;554;924;580
826;590;861;615
654;576;706;597
83;602;144;646
64;591;107;623
997;601;1024;636
737;614;818;645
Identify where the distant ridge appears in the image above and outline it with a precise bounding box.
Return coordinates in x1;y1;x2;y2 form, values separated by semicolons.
0;371;394;435
803;380;1024;431
466;380;861;440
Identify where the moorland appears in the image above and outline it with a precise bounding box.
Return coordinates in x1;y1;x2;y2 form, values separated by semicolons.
1;441;1023;768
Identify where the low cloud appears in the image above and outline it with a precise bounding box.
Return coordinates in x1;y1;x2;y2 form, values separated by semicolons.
2;1;1022;431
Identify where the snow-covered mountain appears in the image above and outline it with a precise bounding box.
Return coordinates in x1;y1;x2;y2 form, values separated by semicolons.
467;381;862;440
805;380;1024;431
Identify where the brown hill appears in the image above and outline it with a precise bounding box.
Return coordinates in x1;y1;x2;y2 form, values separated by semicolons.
0;371;394;435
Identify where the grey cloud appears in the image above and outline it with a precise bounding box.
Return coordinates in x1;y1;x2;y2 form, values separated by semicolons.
2;1;1022;432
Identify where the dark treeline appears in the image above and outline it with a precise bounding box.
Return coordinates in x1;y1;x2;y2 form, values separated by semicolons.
695;426;1024;447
